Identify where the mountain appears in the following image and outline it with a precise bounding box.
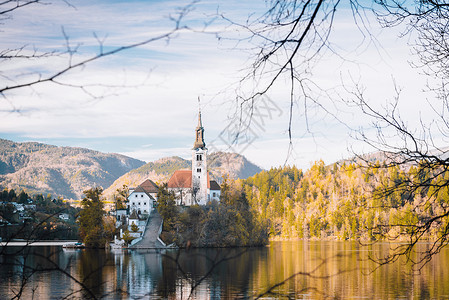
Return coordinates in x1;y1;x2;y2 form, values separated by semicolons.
340;147;449;170
103;152;263;198
208;151;263;180
0;139;145;199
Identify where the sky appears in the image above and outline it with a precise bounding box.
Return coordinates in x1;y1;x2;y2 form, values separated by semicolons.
0;0;437;170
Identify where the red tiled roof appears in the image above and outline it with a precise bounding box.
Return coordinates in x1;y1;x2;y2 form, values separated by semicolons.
167;170;192;189
133;186;155;200
138;179;159;193
167;170;216;189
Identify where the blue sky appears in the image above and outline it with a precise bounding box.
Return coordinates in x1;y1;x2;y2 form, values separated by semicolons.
0;0;435;169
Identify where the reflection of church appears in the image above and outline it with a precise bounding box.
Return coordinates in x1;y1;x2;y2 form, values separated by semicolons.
167;110;221;205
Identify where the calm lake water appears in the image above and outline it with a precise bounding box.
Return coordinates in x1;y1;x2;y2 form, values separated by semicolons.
0;240;448;299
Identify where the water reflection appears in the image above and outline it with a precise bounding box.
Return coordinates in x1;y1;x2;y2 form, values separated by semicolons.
0;241;448;299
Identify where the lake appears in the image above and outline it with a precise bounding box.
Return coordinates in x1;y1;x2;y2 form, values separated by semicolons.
1;240;448;299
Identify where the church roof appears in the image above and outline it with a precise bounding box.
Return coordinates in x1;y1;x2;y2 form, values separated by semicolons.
209;180;221;191
168;170;216;189
167;170;192;189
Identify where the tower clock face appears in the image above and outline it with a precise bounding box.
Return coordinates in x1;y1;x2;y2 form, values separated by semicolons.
197;161;201;166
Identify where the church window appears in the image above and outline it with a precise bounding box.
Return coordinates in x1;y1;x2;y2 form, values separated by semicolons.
138;202;141;206
135;195;137;198
197;168;201;173
213;192;216;197
144;202;146;206
197;154;202;161
141;194;143;197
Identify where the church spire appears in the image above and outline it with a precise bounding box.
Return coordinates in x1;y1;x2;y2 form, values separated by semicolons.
197;108;202;128
193;98;206;149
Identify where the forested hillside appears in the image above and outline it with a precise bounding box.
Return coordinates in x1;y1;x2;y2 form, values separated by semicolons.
241;160;447;241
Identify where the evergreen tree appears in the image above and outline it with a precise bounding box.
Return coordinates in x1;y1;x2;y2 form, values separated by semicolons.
18;190;29;204
157;183;178;232
78;187;106;248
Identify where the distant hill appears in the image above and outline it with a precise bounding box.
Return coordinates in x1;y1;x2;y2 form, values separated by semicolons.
208;151;263;180
340;147;449;169
103;152;263;199
0;139;145;199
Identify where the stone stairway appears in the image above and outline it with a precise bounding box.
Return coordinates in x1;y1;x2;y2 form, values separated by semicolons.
130;209;166;249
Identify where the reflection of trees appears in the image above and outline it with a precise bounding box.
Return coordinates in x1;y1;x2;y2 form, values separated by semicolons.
0;246;83;299
157;248;262;299
0;241;448;298
77;249;107;298
154;242;449;298
250;241;449;299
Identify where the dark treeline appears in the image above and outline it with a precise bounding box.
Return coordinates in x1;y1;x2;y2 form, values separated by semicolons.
0;188;80;240
0;188;32;203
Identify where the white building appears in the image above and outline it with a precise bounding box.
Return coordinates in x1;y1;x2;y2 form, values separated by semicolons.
115;208;127;227
167;110;221;205
127;179;158;216
209;181;221;202
127;209;146;236
58;213;70;221
116;179;159;241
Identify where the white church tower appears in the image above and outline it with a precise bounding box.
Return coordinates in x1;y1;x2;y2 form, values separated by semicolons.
192;108;208;205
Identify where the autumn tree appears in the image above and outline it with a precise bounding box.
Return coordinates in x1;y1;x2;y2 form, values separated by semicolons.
130;223;139;233
114;184;128;210
78;187;106;248
157;183;178;233
122;229;134;246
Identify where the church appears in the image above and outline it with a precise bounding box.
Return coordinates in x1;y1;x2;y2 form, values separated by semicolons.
113;110;221;246
167;110;221;205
